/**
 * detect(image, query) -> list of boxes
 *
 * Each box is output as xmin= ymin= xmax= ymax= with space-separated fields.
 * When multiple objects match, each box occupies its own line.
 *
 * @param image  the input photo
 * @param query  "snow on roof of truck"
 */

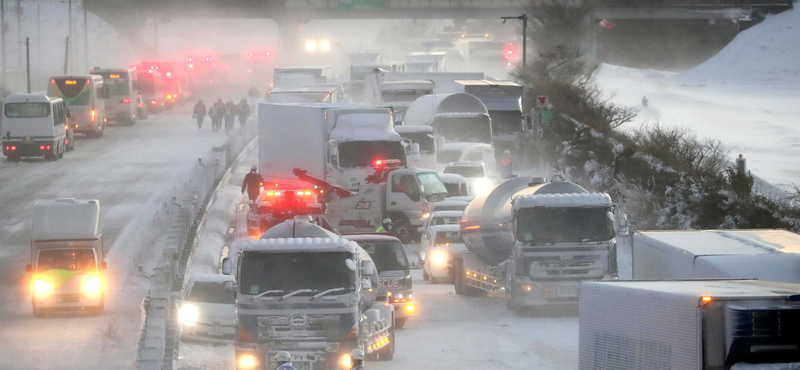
xmin=274 ymin=66 xmax=332 ymax=72
xmin=454 ymin=80 xmax=522 ymax=88
xmin=584 ymin=279 xmax=800 ymax=300
xmin=187 ymin=273 xmax=236 ymax=284
xmin=513 ymin=192 xmax=612 ymax=209
xmin=380 ymin=80 xmax=434 ymax=90
xmin=330 ymin=112 xmax=398 ymax=141
xmin=438 ymin=173 xmax=467 ymax=184
xmin=441 ymin=142 xmax=492 ymax=152
xmin=241 ymin=236 xmax=359 ymax=254
xmin=445 ymin=162 xmax=483 ymax=168
xmin=404 ymin=93 xmax=488 ymax=126
xmin=5 ymin=94 xmax=57 ymax=103
xmin=32 ymin=199 xmax=101 ymax=241
xmin=636 ymin=229 xmax=800 ymax=256
xmin=344 ymin=234 xmax=402 ymax=243
xmin=431 ymin=210 xmax=464 ymax=218
xmin=394 ymin=125 xmax=435 ymax=133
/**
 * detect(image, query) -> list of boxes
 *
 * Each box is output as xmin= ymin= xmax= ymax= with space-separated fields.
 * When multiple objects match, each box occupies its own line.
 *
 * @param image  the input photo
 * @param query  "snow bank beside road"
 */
xmin=679 ymin=7 xmax=800 ymax=86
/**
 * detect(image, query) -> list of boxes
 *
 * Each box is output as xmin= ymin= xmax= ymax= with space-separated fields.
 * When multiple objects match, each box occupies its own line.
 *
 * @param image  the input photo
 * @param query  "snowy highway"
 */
xmin=0 ymin=108 xmax=235 ymax=370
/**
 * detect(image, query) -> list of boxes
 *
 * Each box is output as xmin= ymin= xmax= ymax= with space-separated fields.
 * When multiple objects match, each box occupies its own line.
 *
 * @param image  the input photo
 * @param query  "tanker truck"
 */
xmin=226 ymin=218 xmax=396 ymax=370
xmin=450 ymin=176 xmax=620 ymax=313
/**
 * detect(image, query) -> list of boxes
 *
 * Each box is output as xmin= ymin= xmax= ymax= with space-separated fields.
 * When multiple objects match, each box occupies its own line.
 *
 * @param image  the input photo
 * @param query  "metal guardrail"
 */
xmin=133 ymin=123 xmax=257 ymax=370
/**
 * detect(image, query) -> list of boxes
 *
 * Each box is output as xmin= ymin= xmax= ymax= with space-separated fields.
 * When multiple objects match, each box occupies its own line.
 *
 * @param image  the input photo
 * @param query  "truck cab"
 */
xmin=26 ymin=199 xmax=105 ymax=317
xmin=345 ymin=235 xmax=416 ymax=328
xmin=229 ymin=219 xmax=395 ymax=370
xmin=2 ymin=94 xmax=72 ymax=161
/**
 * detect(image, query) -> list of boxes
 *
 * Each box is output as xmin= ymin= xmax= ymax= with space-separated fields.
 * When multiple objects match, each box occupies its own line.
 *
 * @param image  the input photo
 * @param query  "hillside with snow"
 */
xmin=596 ymin=6 xmax=800 ymax=187
xmin=679 ymin=7 xmax=800 ymax=85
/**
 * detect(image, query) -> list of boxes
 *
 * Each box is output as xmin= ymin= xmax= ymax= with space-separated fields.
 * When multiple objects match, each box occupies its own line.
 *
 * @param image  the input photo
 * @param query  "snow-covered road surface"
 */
xmin=0 ymin=108 xmax=236 ymax=370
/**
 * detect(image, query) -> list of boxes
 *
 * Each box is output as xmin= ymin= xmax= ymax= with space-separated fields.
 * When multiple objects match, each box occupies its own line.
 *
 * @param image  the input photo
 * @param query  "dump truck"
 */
xmin=579 ymin=279 xmax=800 ymax=370
xmin=449 ymin=176 xmax=620 ymax=313
xmin=227 ymin=218 xmax=396 ymax=370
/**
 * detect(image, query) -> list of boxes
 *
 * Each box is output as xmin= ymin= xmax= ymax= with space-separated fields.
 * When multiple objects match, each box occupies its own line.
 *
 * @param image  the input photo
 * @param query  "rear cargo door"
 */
xmin=259 ymin=104 xmax=326 ymax=179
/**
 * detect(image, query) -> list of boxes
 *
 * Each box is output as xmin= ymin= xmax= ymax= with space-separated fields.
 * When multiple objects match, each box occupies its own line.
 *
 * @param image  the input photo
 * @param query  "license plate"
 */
xmin=557 ymin=286 xmax=578 ymax=297
xmin=208 ymin=327 xmax=224 ymax=336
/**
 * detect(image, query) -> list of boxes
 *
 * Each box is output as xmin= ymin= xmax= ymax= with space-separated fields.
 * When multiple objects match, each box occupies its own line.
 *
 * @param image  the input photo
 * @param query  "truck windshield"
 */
xmin=49 ymin=78 xmax=90 ymax=106
xmin=4 ymin=103 xmax=50 ymax=118
xmin=97 ymin=72 xmax=129 ymax=96
xmin=443 ymin=183 xmax=468 ymax=197
xmin=444 ymin=166 xmax=485 ymax=178
xmin=239 ymin=251 xmax=355 ymax=296
xmin=516 ymin=207 xmax=614 ymax=243
xmin=434 ymin=231 xmax=461 ymax=244
xmin=398 ymin=131 xmax=435 ymax=153
xmin=489 ymin=110 xmax=523 ymax=134
xmin=417 ymin=172 xmax=448 ymax=201
xmin=359 ymin=241 xmax=409 ymax=271
xmin=437 ymin=149 xmax=463 ymax=164
xmin=339 ymin=141 xmax=406 ymax=168
xmin=432 ymin=216 xmax=461 ymax=226
xmin=432 ymin=116 xmax=492 ymax=144
xmin=36 ymin=249 xmax=96 ymax=273
xmin=383 ymin=89 xmax=429 ymax=103
xmin=187 ymin=282 xmax=236 ymax=304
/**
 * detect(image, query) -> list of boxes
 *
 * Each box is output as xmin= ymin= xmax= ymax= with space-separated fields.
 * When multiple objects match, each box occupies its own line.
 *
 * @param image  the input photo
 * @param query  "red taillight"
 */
xmin=122 ymin=98 xmax=132 ymax=104
xmin=65 ymin=139 xmax=68 ymax=145
xmin=90 ymin=110 xmax=96 ymax=122
xmin=151 ymin=100 xmax=157 ymax=105
xmin=137 ymin=103 xmax=142 ymax=108
xmin=236 ymin=325 xmax=252 ymax=342
xmin=347 ymin=326 xmax=358 ymax=339
xmin=46 ymin=145 xmax=51 ymax=150
xmin=10 ymin=145 xmax=16 ymax=151
xmin=40 ymin=145 xmax=45 ymax=150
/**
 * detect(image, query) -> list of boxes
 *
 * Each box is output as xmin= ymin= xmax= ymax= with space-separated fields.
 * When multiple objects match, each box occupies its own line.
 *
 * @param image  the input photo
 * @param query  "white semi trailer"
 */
xmin=580 ymin=279 xmax=800 ymax=370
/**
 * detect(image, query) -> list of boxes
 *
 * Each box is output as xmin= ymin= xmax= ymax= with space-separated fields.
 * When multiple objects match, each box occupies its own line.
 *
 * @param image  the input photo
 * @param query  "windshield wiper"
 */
xmin=252 ymin=289 xmax=286 ymax=300
xmin=279 ymin=289 xmax=315 ymax=301
xmin=309 ymin=287 xmax=350 ymax=301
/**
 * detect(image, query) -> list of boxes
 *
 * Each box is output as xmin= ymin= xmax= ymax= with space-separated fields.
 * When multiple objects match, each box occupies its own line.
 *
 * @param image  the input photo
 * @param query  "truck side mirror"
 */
xmin=223 ymin=281 xmax=237 ymax=292
xmin=100 ymin=261 xmax=107 ymax=270
xmin=26 ymin=264 xmax=32 ymax=273
xmin=221 ymin=257 xmax=232 ymax=275
xmin=412 ymin=143 xmax=420 ymax=160
xmin=361 ymin=260 xmax=375 ymax=277
xmin=360 ymin=278 xmax=372 ymax=290
xmin=65 ymin=108 xmax=71 ymax=118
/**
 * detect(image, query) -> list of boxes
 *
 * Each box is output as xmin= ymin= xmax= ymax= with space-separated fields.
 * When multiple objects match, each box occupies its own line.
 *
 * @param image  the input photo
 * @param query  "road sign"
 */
xmin=536 ymin=95 xmax=549 ymax=108
xmin=338 ymin=0 xmax=385 ymax=9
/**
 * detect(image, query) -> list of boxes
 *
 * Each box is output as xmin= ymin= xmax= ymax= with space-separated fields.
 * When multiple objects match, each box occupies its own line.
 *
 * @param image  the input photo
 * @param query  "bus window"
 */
xmin=49 ymin=78 xmax=91 ymax=106
xmin=98 ymin=72 xmax=130 ymax=97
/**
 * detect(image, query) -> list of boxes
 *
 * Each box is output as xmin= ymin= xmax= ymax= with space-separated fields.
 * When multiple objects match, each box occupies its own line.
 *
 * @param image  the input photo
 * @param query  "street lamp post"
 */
xmin=501 ymin=14 xmax=528 ymax=71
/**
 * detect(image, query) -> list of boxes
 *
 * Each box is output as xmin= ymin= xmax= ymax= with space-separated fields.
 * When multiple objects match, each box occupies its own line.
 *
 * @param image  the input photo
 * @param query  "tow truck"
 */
xmin=247 ymin=181 xmax=323 ymax=236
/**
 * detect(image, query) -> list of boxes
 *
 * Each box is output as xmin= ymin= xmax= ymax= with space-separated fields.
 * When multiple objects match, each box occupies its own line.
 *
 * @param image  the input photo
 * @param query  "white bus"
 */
xmin=91 ymin=68 xmax=137 ymax=125
xmin=48 ymin=75 xmax=108 ymax=138
xmin=2 ymin=94 xmax=73 ymax=161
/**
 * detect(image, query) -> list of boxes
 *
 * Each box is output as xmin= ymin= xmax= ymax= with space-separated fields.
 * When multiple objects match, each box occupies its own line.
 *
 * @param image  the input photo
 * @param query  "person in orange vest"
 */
xmin=500 ymin=150 xmax=513 ymax=178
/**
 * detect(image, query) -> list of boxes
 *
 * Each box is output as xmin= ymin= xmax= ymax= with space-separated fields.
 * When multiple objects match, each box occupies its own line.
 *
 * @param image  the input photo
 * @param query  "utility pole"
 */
xmin=63 ymin=36 xmax=69 ymax=74
xmin=37 ymin=3 xmax=40 ymax=89
xmin=153 ymin=10 xmax=157 ymax=55
xmin=68 ymin=0 xmax=72 ymax=73
xmin=25 ymin=36 xmax=29 ymax=93
xmin=2 ymin=0 xmax=6 ymax=85
xmin=501 ymin=14 xmax=528 ymax=71
xmin=15 ymin=0 xmax=19 ymax=71
xmin=83 ymin=4 xmax=88 ymax=71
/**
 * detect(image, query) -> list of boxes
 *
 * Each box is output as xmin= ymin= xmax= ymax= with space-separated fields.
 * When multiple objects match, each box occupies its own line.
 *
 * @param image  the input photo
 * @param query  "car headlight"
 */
xmin=471 ymin=178 xmax=494 ymax=196
xmin=83 ymin=275 xmax=102 ymax=296
xmin=179 ymin=304 xmax=199 ymax=325
xmin=339 ymin=353 xmax=352 ymax=369
xmin=238 ymin=353 xmax=259 ymax=369
xmin=431 ymin=251 xmax=446 ymax=266
xmin=33 ymin=279 xmax=51 ymax=298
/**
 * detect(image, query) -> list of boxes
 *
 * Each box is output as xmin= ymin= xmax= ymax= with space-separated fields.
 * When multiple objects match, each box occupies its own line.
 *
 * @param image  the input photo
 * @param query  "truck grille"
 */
xmin=527 ymin=253 xmax=608 ymax=279
xmin=59 ymin=294 xmax=83 ymax=303
xmin=258 ymin=315 xmax=340 ymax=341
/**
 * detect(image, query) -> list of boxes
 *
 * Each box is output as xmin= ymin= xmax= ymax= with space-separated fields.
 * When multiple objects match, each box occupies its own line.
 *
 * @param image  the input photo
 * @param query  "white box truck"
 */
xmin=580 ymin=279 xmax=800 ymax=370
xmin=632 ymin=229 xmax=800 ymax=283
xmin=455 ymin=80 xmax=527 ymax=161
xmin=27 ymin=199 xmax=106 ymax=317
xmin=258 ymin=103 xmax=408 ymax=190
xmin=272 ymin=66 xmax=334 ymax=89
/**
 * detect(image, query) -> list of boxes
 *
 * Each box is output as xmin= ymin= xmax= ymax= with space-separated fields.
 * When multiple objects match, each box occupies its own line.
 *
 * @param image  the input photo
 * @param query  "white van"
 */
xmin=2 ymin=94 xmax=73 ymax=161
xmin=90 ymin=67 xmax=137 ymax=125
xmin=48 ymin=75 xmax=108 ymax=138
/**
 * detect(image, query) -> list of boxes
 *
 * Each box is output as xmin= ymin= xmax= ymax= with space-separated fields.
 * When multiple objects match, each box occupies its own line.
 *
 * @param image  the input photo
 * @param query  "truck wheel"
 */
xmin=391 ymin=219 xmax=413 ymax=244
xmin=394 ymin=318 xmax=407 ymax=329
xmin=507 ymin=289 xmax=525 ymax=315
xmin=454 ymin=262 xmax=464 ymax=295
xmin=378 ymin=329 xmax=395 ymax=361
xmin=32 ymin=301 xmax=46 ymax=318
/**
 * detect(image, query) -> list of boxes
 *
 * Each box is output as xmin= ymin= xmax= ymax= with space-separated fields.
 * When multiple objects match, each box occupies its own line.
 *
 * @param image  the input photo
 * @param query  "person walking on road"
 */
xmin=210 ymin=99 xmax=225 ymax=132
xmin=349 ymin=349 xmax=365 ymax=370
xmin=237 ymin=99 xmax=251 ymax=127
xmin=248 ymin=86 xmax=261 ymax=114
xmin=242 ymin=165 xmax=264 ymax=209
xmin=274 ymin=351 xmax=296 ymax=370
xmin=224 ymin=100 xmax=236 ymax=133
xmin=500 ymin=150 xmax=513 ymax=179
xmin=193 ymin=99 xmax=206 ymax=129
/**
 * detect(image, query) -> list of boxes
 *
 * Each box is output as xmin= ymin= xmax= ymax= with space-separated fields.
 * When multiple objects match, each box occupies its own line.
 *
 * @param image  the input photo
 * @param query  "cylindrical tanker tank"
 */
xmin=460 ymin=176 xmax=590 ymax=265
